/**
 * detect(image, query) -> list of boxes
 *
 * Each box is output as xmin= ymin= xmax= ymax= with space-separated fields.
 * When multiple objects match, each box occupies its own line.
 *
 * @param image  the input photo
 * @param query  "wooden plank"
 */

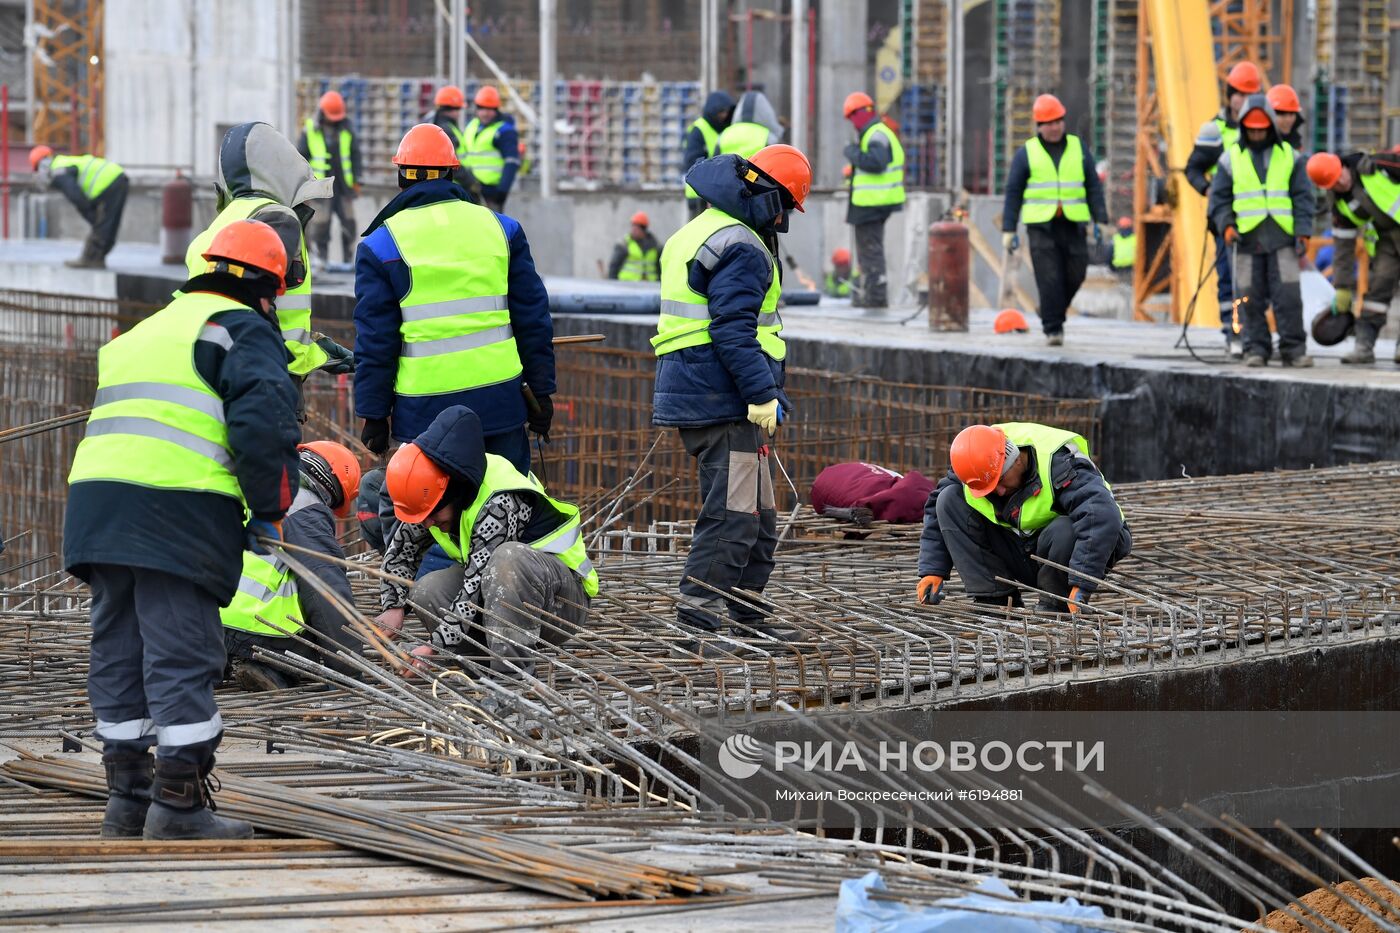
xmin=965 ymin=221 xmax=1037 ymax=312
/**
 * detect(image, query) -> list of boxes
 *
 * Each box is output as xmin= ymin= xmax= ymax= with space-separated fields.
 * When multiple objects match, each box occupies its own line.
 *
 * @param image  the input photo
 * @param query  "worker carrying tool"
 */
xmin=683 ymin=90 xmax=735 ymax=218
xmin=1308 ymin=150 xmax=1400 ymax=364
xmin=607 ymin=211 xmax=662 ymax=281
xmin=1000 ymin=94 xmax=1108 ymax=345
xmin=376 ymin=405 xmax=597 ymax=677
xmin=297 ymin=91 xmax=361 ymax=267
xmin=28 ymin=145 xmax=128 ymax=269
xmin=842 ymin=91 xmax=905 ymax=309
xmin=717 ymin=90 xmax=784 ymax=160
xmin=461 ymin=86 xmax=521 ymax=212
xmin=354 ymin=123 xmax=555 ymax=473
xmin=186 ymin=122 xmax=352 ymax=390
xmin=1186 ymin=61 xmax=1262 ymax=358
xmin=917 ymin=423 xmax=1131 ymax=613
xmin=654 ymin=145 xmax=811 ymax=653
xmin=1267 ymin=84 xmax=1305 ymax=149
xmin=826 ymin=247 xmax=855 ymax=298
xmin=1111 ymin=216 xmax=1136 ymax=277
xmin=64 ymin=220 xmax=301 ymax=841
xmin=221 ymin=440 xmax=362 ymax=692
xmin=1207 ymin=93 xmax=1315 ymax=368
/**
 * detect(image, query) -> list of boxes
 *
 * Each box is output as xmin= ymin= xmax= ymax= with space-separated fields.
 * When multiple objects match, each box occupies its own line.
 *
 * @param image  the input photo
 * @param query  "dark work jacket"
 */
xmin=917 ymin=445 xmax=1125 ymax=593
xmin=1001 ymin=135 xmax=1108 ymax=232
xmin=1185 ymin=109 xmax=1234 ymax=196
xmin=64 ymin=275 xmax=301 ymax=605
xmin=49 ymin=168 xmax=96 ymax=220
xmin=1206 ymin=126 xmax=1314 ymax=254
xmin=283 ymin=485 xmax=357 ymax=670
xmin=607 ymin=231 xmax=662 ymax=279
xmin=682 ymin=91 xmax=735 ymax=200
xmin=844 ymin=117 xmax=901 ymax=226
xmin=296 ymin=118 xmax=361 ymax=197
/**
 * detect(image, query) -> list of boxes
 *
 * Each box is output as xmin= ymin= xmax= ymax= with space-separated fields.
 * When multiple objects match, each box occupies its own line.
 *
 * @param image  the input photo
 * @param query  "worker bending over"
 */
xmin=29 ymin=145 xmax=128 ymax=269
xmin=608 ymin=212 xmax=661 ymax=281
xmin=683 ymin=91 xmax=734 ymax=218
xmin=64 ymin=220 xmax=301 ymax=840
xmin=918 ymin=423 xmax=1131 ymax=613
xmin=376 ymin=406 xmax=597 ymax=677
xmin=842 ymin=91 xmax=905 ymax=309
xmin=462 ymin=87 xmax=520 ymax=212
xmin=826 ymin=248 xmax=854 ymax=297
xmin=1110 ymin=217 xmax=1135 ymax=278
xmin=297 ymin=91 xmax=361 ymax=266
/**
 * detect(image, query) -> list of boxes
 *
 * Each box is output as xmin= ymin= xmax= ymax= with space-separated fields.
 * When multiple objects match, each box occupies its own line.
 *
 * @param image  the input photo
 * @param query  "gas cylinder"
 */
xmin=160 ymin=171 xmax=193 ymax=264
xmin=927 ymin=221 xmax=969 ymax=331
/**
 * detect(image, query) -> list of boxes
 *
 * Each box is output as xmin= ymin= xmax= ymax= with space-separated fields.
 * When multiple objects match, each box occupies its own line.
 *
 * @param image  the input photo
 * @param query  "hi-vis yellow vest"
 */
xmin=1229 ymin=141 xmax=1295 ymax=235
xmin=851 ymin=121 xmax=905 ymax=208
xmin=50 ymin=154 xmax=124 ymax=200
xmin=717 ymin=122 xmax=771 ymax=160
xmin=965 ymin=422 xmax=1120 ymax=534
xmin=618 ymin=238 xmax=659 ymax=281
xmin=220 ymin=494 xmax=319 ymax=637
xmin=1020 ymin=135 xmax=1089 ymax=224
xmin=304 ymin=120 xmax=355 ymax=187
xmin=684 ymin=117 xmax=721 ymax=200
xmin=463 ymin=118 xmax=505 ymax=185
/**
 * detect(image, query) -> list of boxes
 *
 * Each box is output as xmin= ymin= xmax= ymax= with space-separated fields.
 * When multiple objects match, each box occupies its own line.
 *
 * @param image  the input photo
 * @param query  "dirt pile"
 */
xmin=1253 ymin=878 xmax=1400 ymax=932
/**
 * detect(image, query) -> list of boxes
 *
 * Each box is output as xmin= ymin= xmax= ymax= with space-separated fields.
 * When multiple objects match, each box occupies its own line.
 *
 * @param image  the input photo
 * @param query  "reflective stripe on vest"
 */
xmin=683 ymin=117 xmax=721 ymax=199
xmin=463 ymin=118 xmax=506 ymax=185
xmin=427 ymin=454 xmax=599 ymax=597
xmin=1111 ymin=232 xmax=1136 ymax=268
xmin=1360 ymin=169 xmax=1400 ymax=226
xmin=618 ymin=238 xmax=659 ymax=281
xmin=1336 ymin=198 xmax=1379 ymax=258
xmin=717 ymin=122 xmax=771 ymax=160
xmin=1230 ymin=141 xmax=1294 ymax=234
xmin=1020 ymin=135 xmax=1089 ymax=224
xmin=851 ymin=121 xmax=906 ymax=208
xmin=51 ymin=154 xmax=124 ymax=200
xmin=68 ymin=292 xmax=246 ymax=500
xmin=219 ymin=493 xmax=318 ymax=637
xmin=443 ymin=120 xmax=469 ymax=166
xmin=825 ymin=271 xmax=851 ymax=297
xmin=964 ymin=422 xmax=1121 ymax=534
xmin=654 ymin=207 xmax=784 ymax=360
xmin=304 ymin=120 xmax=355 ymax=186
xmin=184 ymin=197 xmax=327 ymax=376
xmin=384 ymin=199 xmax=519 ymax=397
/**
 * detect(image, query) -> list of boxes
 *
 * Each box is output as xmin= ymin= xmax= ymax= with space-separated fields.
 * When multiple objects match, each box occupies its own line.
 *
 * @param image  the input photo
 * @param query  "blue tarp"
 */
xmin=835 ymin=872 xmax=1107 ymax=933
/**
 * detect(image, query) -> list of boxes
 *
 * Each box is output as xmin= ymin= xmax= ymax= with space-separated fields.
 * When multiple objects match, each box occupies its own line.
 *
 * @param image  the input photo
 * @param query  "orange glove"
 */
xmin=842 ymin=165 xmax=853 ymax=179
xmin=1223 ymin=225 xmax=1238 ymax=246
xmin=1067 ymin=586 xmax=1089 ymax=614
xmin=917 ymin=575 xmax=945 ymax=605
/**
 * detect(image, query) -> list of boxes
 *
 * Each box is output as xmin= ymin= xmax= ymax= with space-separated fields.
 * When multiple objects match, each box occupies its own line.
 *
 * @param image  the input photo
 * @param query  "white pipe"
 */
xmin=539 ymin=0 xmax=556 ymax=196
xmin=790 ymin=0 xmax=808 ymax=155
xmin=449 ymin=0 xmax=465 ymax=94
xmin=947 ymin=0 xmax=963 ymax=192
xmin=700 ymin=0 xmax=710 ymax=92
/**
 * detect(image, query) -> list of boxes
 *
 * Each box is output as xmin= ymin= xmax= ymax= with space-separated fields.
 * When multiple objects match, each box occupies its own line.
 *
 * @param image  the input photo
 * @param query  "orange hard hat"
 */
xmin=950 ymin=424 xmax=1013 ymax=498
xmin=392 ymin=123 xmax=458 ymax=168
xmin=435 ymin=85 xmax=466 ymax=109
xmin=843 ymin=91 xmax=874 ymax=117
xmin=1225 ymin=62 xmax=1263 ymax=94
xmin=1241 ymin=106 xmax=1272 ymax=129
xmin=386 ymin=443 xmax=450 ymax=524
xmin=1307 ymin=152 xmax=1342 ymax=189
xmin=299 ymin=441 xmax=362 ymax=517
xmin=28 ymin=145 xmax=53 ymax=171
xmin=1266 ymin=83 xmax=1300 ymax=113
xmin=201 ymin=219 xmax=288 ymax=294
xmin=474 ymin=86 xmax=502 ymax=109
xmin=630 ymin=211 xmax=649 ymax=227
xmin=319 ymin=91 xmax=347 ymax=121
xmin=749 ymin=143 xmax=812 ymax=212
xmin=1032 ymin=94 xmax=1066 ymax=123
xmin=993 ymin=309 xmax=1030 ymax=334
xmin=832 ymin=247 xmax=851 ymax=265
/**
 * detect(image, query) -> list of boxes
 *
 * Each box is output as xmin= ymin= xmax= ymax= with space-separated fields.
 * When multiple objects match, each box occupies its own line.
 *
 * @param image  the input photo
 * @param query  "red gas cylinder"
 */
xmin=160 ymin=171 xmax=194 ymax=264
xmin=927 ymin=221 xmax=968 ymax=331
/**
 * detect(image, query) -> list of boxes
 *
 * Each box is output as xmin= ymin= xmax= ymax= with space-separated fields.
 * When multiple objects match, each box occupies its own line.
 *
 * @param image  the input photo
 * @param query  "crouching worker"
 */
xmin=221 ymin=441 xmax=363 ymax=690
xmin=917 ymin=423 xmax=1131 ymax=612
xmin=375 ymin=406 xmax=597 ymax=676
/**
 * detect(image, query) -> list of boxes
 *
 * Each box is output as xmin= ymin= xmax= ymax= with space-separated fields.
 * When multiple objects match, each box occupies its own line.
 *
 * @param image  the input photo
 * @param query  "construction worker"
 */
xmin=1000 ymin=94 xmax=1108 ymax=345
xmin=717 ymin=90 xmax=784 ymax=160
xmin=1186 ymin=61 xmax=1262 ymax=358
xmin=430 ymin=84 xmax=487 ymax=202
xmin=185 ymin=122 xmax=352 ymax=393
xmin=1307 ymin=150 xmax=1400 ymax=364
xmin=297 ymin=90 xmax=361 ymax=265
xmin=842 ymin=91 xmax=905 ymax=309
xmin=826 ymin=248 xmax=854 ymax=298
xmin=1267 ymin=83 xmax=1305 ymax=149
xmin=221 ymin=441 xmax=362 ymax=691
xmin=607 ymin=212 xmax=661 ymax=281
xmin=354 ymin=124 xmax=555 ymax=474
xmin=683 ymin=90 xmax=735 ymax=218
xmin=376 ymin=406 xmax=597 ymax=677
xmin=1207 ymin=94 xmax=1315 ymax=367
xmin=917 ymin=423 xmax=1131 ymax=612
xmin=63 ymin=220 xmax=301 ymax=840
xmin=655 ymin=144 xmax=812 ymax=651
xmin=462 ymin=86 xmax=521 ymax=212
xmin=28 ymin=145 xmax=128 ymax=268
xmin=1111 ymin=216 xmax=1136 ymax=278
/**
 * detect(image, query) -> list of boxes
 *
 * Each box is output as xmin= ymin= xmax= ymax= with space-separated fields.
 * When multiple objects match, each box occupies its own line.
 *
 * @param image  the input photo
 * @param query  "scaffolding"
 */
xmin=1315 ymin=0 xmax=1389 ymax=152
xmin=28 ymin=0 xmax=103 ymax=154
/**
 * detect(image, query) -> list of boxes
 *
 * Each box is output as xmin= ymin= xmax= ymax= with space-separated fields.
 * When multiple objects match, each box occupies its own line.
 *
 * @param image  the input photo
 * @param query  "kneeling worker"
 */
xmin=221 ymin=441 xmax=363 ymax=691
xmin=917 ymin=423 xmax=1131 ymax=612
xmin=376 ymin=406 xmax=597 ymax=676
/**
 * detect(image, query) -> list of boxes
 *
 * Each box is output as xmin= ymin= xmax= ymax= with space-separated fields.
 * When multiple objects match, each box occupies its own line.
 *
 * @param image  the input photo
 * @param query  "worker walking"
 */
xmin=826 ymin=248 xmax=855 ymax=297
xmin=607 ymin=212 xmax=662 ymax=281
xmin=1307 ymin=151 xmax=1400 ymax=364
xmin=221 ymin=441 xmax=362 ymax=691
xmin=1208 ymin=94 xmax=1315 ymax=367
xmin=842 ymin=91 xmax=904 ymax=308
xmin=717 ymin=90 xmax=784 ymax=160
xmin=917 ymin=423 xmax=1131 ymax=612
xmin=462 ymin=87 xmax=521 ymax=212
xmin=1186 ymin=61 xmax=1262 ymax=357
xmin=1268 ymin=84 xmax=1305 ymax=149
xmin=655 ymin=145 xmax=811 ymax=651
xmin=354 ymin=124 xmax=555 ymax=473
xmin=28 ymin=145 xmax=128 ymax=269
xmin=683 ymin=91 xmax=734 ymax=218
xmin=376 ymin=406 xmax=597 ymax=677
xmin=1000 ymin=94 xmax=1108 ymax=345
xmin=1110 ymin=216 xmax=1136 ymax=279
xmin=64 ymin=220 xmax=301 ymax=840
xmin=297 ymin=91 xmax=361 ymax=266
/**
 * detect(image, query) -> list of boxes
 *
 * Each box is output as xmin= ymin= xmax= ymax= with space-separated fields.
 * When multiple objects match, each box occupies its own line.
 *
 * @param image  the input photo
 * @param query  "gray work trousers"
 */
xmin=852 ymin=219 xmax=888 ymax=307
xmin=87 ymin=564 xmax=225 ymax=765
xmin=933 ymin=485 xmax=1132 ymax=605
xmin=308 ymin=189 xmax=356 ymax=264
xmin=85 ymin=175 xmax=128 ymax=262
xmin=1234 ymin=247 xmax=1305 ymax=360
xmin=411 ymin=542 xmax=589 ymax=676
xmin=676 ymin=421 xmax=778 ymax=630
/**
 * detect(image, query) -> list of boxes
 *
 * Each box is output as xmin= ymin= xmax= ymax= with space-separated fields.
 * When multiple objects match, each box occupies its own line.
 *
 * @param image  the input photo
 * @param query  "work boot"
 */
xmin=1341 ymin=319 xmax=1380 ymax=364
xmin=730 ymin=619 xmax=802 ymax=646
xmin=1036 ymin=595 xmax=1070 ymax=614
xmin=1243 ymin=353 xmax=1267 ymax=368
xmin=100 ymin=749 xmax=152 ymax=838
xmin=145 ymin=757 xmax=253 ymax=840
xmin=1281 ymin=354 xmax=1314 ymax=368
xmin=64 ymin=255 xmax=106 ymax=269
xmin=231 ymin=659 xmax=293 ymax=693
xmin=1045 ymin=332 xmax=1064 ymax=347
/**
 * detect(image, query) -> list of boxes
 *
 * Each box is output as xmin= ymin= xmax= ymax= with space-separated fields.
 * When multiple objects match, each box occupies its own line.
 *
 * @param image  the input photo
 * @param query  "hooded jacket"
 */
xmin=718 ymin=91 xmax=784 ymax=157
xmin=683 ymin=91 xmax=736 ymax=189
xmin=653 ymin=155 xmax=790 ymax=428
xmin=1207 ymin=99 xmax=1314 ymax=253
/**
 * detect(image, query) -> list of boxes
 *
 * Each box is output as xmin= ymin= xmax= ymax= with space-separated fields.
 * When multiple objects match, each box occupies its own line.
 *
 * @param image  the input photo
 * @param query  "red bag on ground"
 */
xmin=810 ymin=462 xmax=935 ymax=524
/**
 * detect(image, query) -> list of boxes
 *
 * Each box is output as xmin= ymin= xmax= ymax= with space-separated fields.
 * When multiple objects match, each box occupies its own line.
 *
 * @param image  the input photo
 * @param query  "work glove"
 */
xmin=314 ymin=334 xmax=355 ymax=375
xmin=747 ymin=399 xmax=782 ymax=436
xmin=361 ymin=417 xmax=391 ymax=455
xmin=917 ymin=575 xmax=946 ymax=605
xmin=842 ymin=164 xmax=853 ymax=179
xmin=1002 ymin=232 xmax=1019 ymax=253
xmin=1222 ymin=225 xmax=1239 ymax=246
xmin=1067 ymin=586 xmax=1091 ymax=615
xmin=1333 ymin=288 xmax=1353 ymax=314
xmin=526 ymin=393 xmax=554 ymax=439
xmin=1092 ymin=224 xmax=1103 ymax=246
xmin=245 ymin=517 xmax=283 ymax=556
